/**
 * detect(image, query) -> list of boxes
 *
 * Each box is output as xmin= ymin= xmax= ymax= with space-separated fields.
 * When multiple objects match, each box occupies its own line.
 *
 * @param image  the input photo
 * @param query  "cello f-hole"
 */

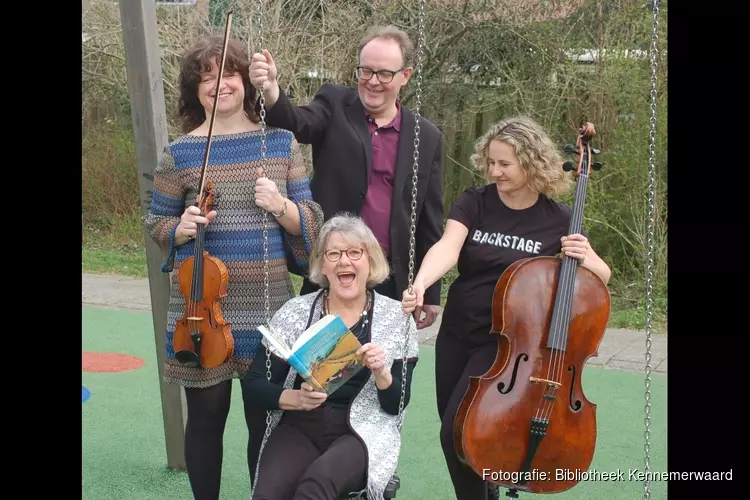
xmin=568 ymin=364 xmax=582 ymax=411
xmin=497 ymin=353 xmax=528 ymax=394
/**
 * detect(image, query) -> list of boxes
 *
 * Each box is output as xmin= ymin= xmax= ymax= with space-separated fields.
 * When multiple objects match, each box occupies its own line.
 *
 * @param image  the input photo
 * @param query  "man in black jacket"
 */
xmin=249 ymin=25 xmax=444 ymax=329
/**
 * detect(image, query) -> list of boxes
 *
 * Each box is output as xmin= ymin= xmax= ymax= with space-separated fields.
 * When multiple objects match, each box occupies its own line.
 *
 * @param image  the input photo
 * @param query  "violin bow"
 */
xmin=196 ymin=10 xmax=234 ymax=207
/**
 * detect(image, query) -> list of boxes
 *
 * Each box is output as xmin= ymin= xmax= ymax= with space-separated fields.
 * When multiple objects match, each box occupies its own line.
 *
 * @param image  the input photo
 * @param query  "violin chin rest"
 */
xmin=175 ymin=350 xmax=202 ymax=369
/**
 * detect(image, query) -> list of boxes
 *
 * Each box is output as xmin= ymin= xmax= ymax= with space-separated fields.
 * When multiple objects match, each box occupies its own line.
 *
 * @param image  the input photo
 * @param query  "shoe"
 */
xmin=487 ymin=483 xmax=500 ymax=500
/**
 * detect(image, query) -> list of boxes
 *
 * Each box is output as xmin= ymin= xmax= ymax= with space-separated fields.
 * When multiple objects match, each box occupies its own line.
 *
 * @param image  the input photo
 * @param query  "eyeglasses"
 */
xmin=355 ymin=66 xmax=404 ymax=84
xmin=324 ymin=248 xmax=364 ymax=262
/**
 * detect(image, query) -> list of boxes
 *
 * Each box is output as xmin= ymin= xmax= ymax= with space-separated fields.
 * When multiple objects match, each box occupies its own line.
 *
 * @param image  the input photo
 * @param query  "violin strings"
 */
xmin=190 ymin=219 xmax=202 ymax=338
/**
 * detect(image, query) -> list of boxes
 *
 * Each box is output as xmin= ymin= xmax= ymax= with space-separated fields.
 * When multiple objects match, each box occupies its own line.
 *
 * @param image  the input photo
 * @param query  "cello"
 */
xmin=453 ymin=122 xmax=610 ymax=497
xmin=172 ymin=12 xmax=235 ymax=370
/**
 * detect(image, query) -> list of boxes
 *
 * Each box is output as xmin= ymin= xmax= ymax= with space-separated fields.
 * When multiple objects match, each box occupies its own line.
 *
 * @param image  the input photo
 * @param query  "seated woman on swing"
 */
xmin=402 ymin=116 xmax=612 ymax=500
xmin=243 ymin=213 xmax=419 ymax=500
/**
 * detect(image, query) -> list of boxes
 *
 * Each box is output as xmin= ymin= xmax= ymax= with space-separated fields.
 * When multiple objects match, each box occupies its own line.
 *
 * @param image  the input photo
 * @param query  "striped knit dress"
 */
xmin=143 ymin=127 xmax=323 ymax=388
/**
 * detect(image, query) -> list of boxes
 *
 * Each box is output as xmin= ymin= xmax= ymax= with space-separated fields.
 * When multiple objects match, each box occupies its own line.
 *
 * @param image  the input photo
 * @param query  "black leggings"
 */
xmin=252 ymin=405 xmax=367 ymax=500
xmin=436 ymin=330 xmax=499 ymax=500
xmin=184 ymin=378 xmax=267 ymax=500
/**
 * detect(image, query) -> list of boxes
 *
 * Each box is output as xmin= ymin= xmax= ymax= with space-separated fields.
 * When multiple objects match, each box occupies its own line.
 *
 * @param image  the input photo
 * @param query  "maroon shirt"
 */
xmin=359 ymin=102 xmax=401 ymax=259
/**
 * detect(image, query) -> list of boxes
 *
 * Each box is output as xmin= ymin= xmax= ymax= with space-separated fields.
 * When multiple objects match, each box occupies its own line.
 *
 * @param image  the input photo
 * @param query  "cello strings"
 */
xmin=544 ymin=142 xmax=582 ymax=401
xmin=552 ymin=139 xmax=586 ymax=387
xmin=536 ymin=257 xmax=569 ymax=421
xmin=537 ymin=271 xmax=562 ymax=420
xmin=537 ymin=237 xmax=567 ymax=417
xmin=559 ymin=166 xmax=588 ymax=380
xmin=555 ymin=176 xmax=586 ymax=376
xmin=547 ymin=169 xmax=588 ymax=422
xmin=538 ymin=241 xmax=577 ymax=422
xmin=538 ymin=256 xmax=574 ymax=422
xmin=537 ymin=147 xmax=589 ymax=423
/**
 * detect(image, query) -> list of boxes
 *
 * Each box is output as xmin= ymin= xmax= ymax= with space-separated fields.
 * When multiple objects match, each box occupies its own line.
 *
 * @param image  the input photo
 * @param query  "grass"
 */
xmin=82 ymin=220 xmax=667 ymax=333
xmin=83 ymin=212 xmax=147 ymax=277
xmin=82 ymin=305 xmax=668 ymax=500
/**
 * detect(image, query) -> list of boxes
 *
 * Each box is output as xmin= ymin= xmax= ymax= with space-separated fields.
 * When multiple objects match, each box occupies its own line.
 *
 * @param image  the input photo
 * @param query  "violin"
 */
xmin=453 ymin=123 xmax=610 ymax=497
xmin=172 ymin=12 xmax=235 ymax=370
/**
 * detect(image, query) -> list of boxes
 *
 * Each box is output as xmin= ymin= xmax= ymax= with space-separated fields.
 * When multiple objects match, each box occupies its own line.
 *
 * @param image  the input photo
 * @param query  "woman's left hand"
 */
xmin=357 ymin=343 xmax=387 ymax=375
xmin=254 ymin=168 xmax=285 ymax=215
xmin=561 ymin=234 xmax=590 ymax=263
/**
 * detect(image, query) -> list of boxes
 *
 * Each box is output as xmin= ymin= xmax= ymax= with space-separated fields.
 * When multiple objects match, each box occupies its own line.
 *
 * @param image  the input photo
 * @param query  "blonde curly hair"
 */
xmin=471 ymin=116 xmax=573 ymax=198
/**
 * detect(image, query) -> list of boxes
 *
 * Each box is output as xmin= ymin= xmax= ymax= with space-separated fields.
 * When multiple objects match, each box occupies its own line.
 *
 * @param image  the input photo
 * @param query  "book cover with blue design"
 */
xmin=258 ymin=314 xmax=365 ymax=395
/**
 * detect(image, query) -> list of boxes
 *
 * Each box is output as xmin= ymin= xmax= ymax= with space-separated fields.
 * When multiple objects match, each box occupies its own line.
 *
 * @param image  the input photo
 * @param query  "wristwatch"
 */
xmin=271 ymin=200 xmax=287 ymax=218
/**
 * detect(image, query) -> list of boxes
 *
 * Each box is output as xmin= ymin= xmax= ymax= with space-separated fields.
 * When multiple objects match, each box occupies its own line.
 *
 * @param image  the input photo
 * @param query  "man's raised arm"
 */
xmin=249 ymin=49 xmax=332 ymax=145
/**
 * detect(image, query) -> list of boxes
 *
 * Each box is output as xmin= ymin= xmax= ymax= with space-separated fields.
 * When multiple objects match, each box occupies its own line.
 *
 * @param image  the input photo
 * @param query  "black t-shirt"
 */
xmin=440 ymin=184 xmax=583 ymax=343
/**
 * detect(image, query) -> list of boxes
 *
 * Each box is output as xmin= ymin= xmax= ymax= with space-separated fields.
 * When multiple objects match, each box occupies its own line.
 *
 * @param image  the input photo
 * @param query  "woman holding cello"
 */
xmin=142 ymin=33 xmax=323 ymax=500
xmin=402 ymin=116 xmax=611 ymax=500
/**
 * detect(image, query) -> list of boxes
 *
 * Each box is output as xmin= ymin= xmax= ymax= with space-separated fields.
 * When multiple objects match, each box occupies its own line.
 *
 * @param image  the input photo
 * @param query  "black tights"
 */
xmin=436 ymin=330 xmax=499 ymax=500
xmin=184 ymin=378 xmax=267 ymax=500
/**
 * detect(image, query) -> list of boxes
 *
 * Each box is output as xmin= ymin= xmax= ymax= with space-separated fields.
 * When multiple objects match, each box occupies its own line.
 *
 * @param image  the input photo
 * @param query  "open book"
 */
xmin=257 ymin=314 xmax=366 ymax=395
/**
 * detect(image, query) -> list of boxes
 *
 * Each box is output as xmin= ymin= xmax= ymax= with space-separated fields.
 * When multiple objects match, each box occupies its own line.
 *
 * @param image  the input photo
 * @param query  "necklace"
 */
xmin=322 ymin=289 xmax=371 ymax=332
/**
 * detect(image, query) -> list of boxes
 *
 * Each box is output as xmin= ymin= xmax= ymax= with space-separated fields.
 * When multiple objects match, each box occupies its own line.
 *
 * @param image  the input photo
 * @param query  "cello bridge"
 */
xmin=186 ymin=316 xmax=204 ymax=321
xmin=529 ymin=376 xmax=561 ymax=388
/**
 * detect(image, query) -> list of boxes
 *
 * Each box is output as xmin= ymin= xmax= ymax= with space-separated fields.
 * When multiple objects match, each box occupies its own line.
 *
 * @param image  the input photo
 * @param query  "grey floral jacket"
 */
xmin=254 ymin=289 xmax=420 ymax=499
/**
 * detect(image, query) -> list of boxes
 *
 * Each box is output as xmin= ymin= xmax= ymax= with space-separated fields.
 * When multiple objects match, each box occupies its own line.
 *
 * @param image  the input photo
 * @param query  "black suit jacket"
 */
xmin=260 ymin=83 xmax=444 ymax=305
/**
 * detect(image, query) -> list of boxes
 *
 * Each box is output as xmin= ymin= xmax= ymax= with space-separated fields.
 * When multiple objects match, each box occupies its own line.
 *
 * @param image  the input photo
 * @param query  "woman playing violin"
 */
xmin=401 ymin=116 xmax=611 ymax=500
xmin=142 ymin=35 xmax=323 ymax=500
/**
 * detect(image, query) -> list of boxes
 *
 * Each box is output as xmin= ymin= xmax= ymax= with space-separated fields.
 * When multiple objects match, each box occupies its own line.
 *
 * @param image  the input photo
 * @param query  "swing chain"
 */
xmin=399 ymin=0 xmax=426 ymax=431
xmin=256 ymin=0 xmax=270 ymax=331
xmin=251 ymin=0 xmax=273 ymax=492
xmin=644 ymin=1 xmax=659 ymax=499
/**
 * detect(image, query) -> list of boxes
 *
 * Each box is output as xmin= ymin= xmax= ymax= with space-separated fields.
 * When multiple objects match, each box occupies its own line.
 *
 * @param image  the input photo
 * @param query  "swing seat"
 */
xmin=341 ymin=472 xmax=400 ymax=499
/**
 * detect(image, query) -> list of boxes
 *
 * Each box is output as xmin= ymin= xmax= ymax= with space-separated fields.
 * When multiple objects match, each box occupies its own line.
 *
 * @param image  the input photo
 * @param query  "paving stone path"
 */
xmin=82 ymin=273 xmax=667 ymax=375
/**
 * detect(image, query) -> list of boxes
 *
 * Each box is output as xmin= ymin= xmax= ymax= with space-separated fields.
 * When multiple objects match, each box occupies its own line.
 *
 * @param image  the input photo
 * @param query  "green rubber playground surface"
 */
xmin=82 ymin=306 xmax=667 ymax=500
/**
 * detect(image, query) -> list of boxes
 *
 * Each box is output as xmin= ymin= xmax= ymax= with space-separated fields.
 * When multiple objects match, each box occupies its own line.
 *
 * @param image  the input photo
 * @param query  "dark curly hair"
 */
xmin=177 ymin=36 xmax=259 ymax=133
